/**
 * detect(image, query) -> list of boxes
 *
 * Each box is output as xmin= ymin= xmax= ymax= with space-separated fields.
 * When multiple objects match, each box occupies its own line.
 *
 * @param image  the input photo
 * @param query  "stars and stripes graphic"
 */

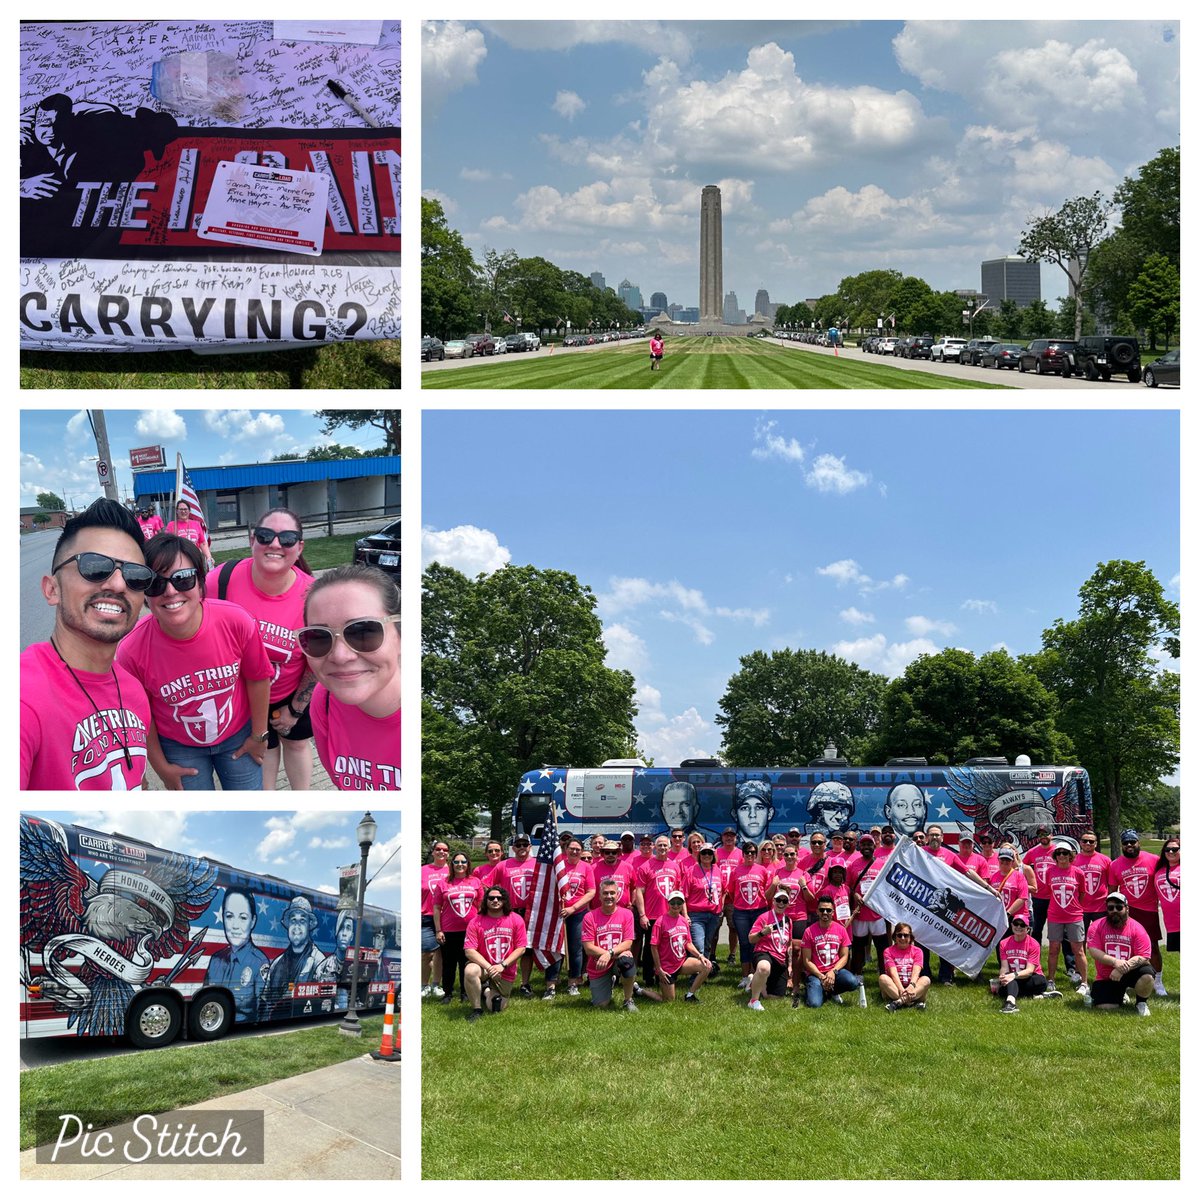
xmin=174 ymin=454 xmax=206 ymax=532
xmin=525 ymin=800 xmax=566 ymax=969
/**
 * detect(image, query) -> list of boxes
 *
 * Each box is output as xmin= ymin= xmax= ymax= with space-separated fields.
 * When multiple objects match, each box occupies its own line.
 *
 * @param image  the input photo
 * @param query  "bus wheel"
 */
xmin=187 ymin=992 xmax=234 ymax=1042
xmin=126 ymin=993 xmax=183 ymax=1049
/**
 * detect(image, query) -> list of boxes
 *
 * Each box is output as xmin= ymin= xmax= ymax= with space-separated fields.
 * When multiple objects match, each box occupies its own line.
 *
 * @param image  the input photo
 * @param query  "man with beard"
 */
xmin=1107 ymin=830 xmax=1167 ymax=996
xmin=260 ymin=896 xmax=328 ymax=1020
xmin=21 ymin=499 xmax=153 ymax=789
xmin=1086 ymin=891 xmax=1155 ymax=1016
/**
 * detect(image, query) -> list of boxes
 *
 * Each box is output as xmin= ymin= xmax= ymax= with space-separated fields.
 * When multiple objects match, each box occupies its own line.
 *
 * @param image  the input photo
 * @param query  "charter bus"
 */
xmin=20 ymin=814 xmax=400 ymax=1049
xmin=512 ymin=753 xmax=1093 ymax=850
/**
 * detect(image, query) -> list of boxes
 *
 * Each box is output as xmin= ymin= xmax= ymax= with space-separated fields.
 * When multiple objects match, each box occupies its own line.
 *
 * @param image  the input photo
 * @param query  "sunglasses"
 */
xmin=1106 ymin=904 xmax=1126 ymax=911
xmin=774 ymin=896 xmax=790 ymax=903
xmin=744 ymin=848 xmax=758 ymax=854
xmin=297 ymin=614 xmax=400 ymax=657
xmin=894 ymin=933 xmax=912 ymax=940
xmin=53 ymin=551 xmax=155 ymax=591
xmin=1165 ymin=846 xmax=1180 ymax=853
xmin=668 ymin=898 xmax=685 ymax=905
xmin=1011 ymin=921 xmax=1028 ymax=928
xmin=145 ymin=566 xmax=200 ymax=598
xmin=253 ymin=526 xmax=302 ymax=547
xmin=817 ymin=909 xmax=834 ymax=915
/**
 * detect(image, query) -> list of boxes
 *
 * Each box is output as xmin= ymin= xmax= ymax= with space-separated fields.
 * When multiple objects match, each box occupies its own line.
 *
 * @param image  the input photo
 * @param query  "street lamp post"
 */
xmin=339 ymin=811 xmax=378 ymax=1037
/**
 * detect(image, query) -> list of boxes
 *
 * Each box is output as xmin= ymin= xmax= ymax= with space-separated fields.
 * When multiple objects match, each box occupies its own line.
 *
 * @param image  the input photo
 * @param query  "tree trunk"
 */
xmin=1106 ymin=770 xmax=1121 ymax=858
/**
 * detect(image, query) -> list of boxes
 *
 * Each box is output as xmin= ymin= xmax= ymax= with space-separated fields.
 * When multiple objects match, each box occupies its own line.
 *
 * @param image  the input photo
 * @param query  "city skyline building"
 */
xmin=980 ymin=256 xmax=1041 ymax=310
xmin=700 ymin=185 xmax=723 ymax=322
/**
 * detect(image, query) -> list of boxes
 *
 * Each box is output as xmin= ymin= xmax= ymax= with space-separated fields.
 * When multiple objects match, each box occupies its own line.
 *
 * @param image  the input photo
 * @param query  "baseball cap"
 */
xmin=602 ymin=840 xmax=620 ymax=852
xmin=699 ymin=842 xmax=716 ymax=854
xmin=788 ymin=828 xmax=801 ymax=836
xmin=1106 ymin=890 xmax=1128 ymax=904
xmin=1010 ymin=913 xmax=1029 ymax=926
xmin=722 ymin=826 xmax=737 ymax=836
xmin=621 ymin=830 xmax=635 ymax=838
xmin=639 ymin=833 xmax=653 ymax=843
xmin=997 ymin=846 xmax=1016 ymax=860
xmin=667 ymin=890 xmax=686 ymax=902
xmin=513 ymin=835 xmax=531 ymax=845
xmin=1120 ymin=829 xmax=1140 ymax=844
xmin=1036 ymin=824 xmax=1051 ymax=835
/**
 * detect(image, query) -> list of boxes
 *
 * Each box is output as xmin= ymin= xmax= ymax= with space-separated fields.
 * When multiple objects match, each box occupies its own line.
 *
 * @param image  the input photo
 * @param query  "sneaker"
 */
xmin=737 ymin=976 xmax=751 ymax=991
xmin=490 ymin=995 xmax=503 ymax=1013
xmin=915 ymin=1001 xmax=926 ymax=1011
xmin=1153 ymin=975 xmax=1168 ymax=997
xmin=542 ymin=986 xmax=556 ymax=1001
xmin=857 ymin=983 xmax=868 ymax=1008
xmin=466 ymin=1008 xmax=483 ymax=1023
xmin=1083 ymin=993 xmax=1093 ymax=1008
xmin=518 ymin=984 xmax=533 ymax=999
xmin=791 ymin=993 xmax=801 ymax=1009
xmin=726 ymin=951 xmax=737 ymax=965
xmin=567 ymin=984 xmax=580 ymax=997
xmin=1001 ymin=999 xmax=1018 ymax=1014
xmin=833 ymin=993 xmax=845 ymax=1005
xmin=1076 ymin=983 xmax=1090 ymax=997
xmin=439 ymin=992 xmax=453 ymax=1005
xmin=420 ymin=984 xmax=432 ymax=998
xmin=1136 ymin=1000 xmax=1150 ymax=1018
xmin=622 ymin=999 xmax=639 ymax=1013
xmin=430 ymin=984 xmax=445 ymax=999
xmin=941 ymin=979 xmax=956 ymax=987
xmin=885 ymin=1001 xmax=899 ymax=1013
xmin=632 ymin=981 xmax=643 ymax=997
xmin=1068 ymin=970 xmax=1083 ymax=985
xmin=748 ymin=999 xmax=765 ymax=1012
xmin=1122 ymin=993 xmax=1133 ymax=1005
xmin=1043 ymin=986 xmax=1063 ymax=999
xmin=684 ymin=992 xmax=700 ymax=1004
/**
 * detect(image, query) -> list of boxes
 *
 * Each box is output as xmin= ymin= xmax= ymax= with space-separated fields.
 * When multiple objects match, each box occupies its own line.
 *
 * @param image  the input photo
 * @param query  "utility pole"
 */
xmin=89 ymin=410 xmax=119 ymax=502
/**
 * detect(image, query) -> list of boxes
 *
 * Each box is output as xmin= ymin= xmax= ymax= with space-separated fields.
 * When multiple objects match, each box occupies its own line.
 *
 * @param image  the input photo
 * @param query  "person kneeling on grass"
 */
xmin=463 ymin=888 xmax=527 ymax=1023
xmin=651 ymin=892 xmax=712 ymax=1003
xmin=582 ymin=882 xmax=639 ymax=1013
xmin=880 ymin=923 xmax=930 ymax=1012
xmin=798 ymin=896 xmax=861 ymax=1008
xmin=1086 ymin=891 xmax=1156 ymax=1017
xmin=995 ymin=913 xmax=1048 ymax=1014
xmin=747 ymin=891 xmax=795 ymax=1011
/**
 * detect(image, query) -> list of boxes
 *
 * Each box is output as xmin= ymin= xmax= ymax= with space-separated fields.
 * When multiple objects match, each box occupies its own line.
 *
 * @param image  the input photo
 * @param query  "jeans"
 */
xmin=160 ymin=720 xmax=262 ymax=790
xmin=805 ymin=968 xmax=860 ymax=1007
xmin=733 ymin=907 xmax=767 ymax=966
xmin=565 ymin=909 xmax=586 ymax=979
xmin=691 ymin=911 xmax=722 ymax=960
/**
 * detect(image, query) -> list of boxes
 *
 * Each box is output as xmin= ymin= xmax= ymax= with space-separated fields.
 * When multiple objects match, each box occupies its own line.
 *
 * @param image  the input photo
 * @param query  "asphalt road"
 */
xmin=21 ymin=528 xmax=58 ymax=651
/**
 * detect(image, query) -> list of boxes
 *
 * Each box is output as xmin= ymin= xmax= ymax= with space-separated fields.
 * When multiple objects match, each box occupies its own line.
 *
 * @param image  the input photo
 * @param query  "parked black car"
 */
xmin=907 ymin=335 xmax=934 ymax=359
xmin=1018 ymin=339 xmax=1077 ymax=377
xmin=961 ymin=338 xmax=1000 ymax=366
xmin=1142 ymin=349 xmax=1179 ymax=388
xmin=1074 ymin=335 xmax=1142 ymax=382
xmin=354 ymin=518 xmax=400 ymax=576
xmin=421 ymin=336 xmax=445 ymax=361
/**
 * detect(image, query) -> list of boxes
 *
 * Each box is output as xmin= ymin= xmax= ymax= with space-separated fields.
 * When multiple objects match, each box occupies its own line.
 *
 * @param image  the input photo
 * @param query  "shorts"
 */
xmin=589 ymin=954 xmax=636 ymax=1006
xmin=1090 ymin=963 xmax=1154 ymax=1006
xmin=266 ymin=688 xmax=315 ymax=749
xmin=1047 ymin=920 xmax=1084 ymax=943
xmin=481 ymin=972 xmax=514 ymax=999
xmin=790 ymin=918 xmax=809 ymax=940
xmin=1130 ymin=908 xmax=1162 ymax=942
xmin=421 ymin=915 xmax=438 ymax=953
xmin=650 ymin=352 xmax=663 ymax=361
xmin=852 ymin=917 xmax=886 ymax=938
xmin=752 ymin=952 xmax=789 ymax=997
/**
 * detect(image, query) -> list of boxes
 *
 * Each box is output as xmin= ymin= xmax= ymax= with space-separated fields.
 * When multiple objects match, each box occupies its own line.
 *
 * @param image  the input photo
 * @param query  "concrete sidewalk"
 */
xmin=21 ymin=1053 xmax=400 ymax=1180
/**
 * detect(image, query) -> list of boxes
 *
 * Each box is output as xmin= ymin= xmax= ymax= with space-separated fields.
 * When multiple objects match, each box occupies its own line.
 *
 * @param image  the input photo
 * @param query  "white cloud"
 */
xmin=552 ymin=90 xmax=586 ymax=121
xmin=817 ymin=560 xmax=909 ymax=594
xmin=603 ymin=623 xmax=649 ymax=674
xmin=423 ymin=21 xmax=488 ymax=111
xmin=637 ymin=704 xmax=720 ymax=766
xmin=421 ymin=525 xmax=511 ymax=576
xmin=831 ymin=633 xmax=938 ymax=677
xmin=806 ymin=452 xmax=870 ymax=495
xmin=308 ymin=836 xmax=351 ymax=850
xmin=482 ymin=20 xmax=694 ymax=61
xmin=597 ymin=575 xmax=768 ymax=646
xmin=962 ymin=598 xmax=999 ymax=614
xmin=660 ymin=610 xmax=715 ymax=646
xmin=751 ymin=419 xmax=805 ymax=463
xmin=257 ymin=825 xmax=296 ymax=861
xmin=135 ymin=410 xmax=186 ymax=439
xmin=71 ymin=810 xmax=190 ymax=850
xmin=422 ymin=188 xmax=458 ymax=216
xmin=840 ymin=607 xmax=875 ymax=625
xmin=905 ymin=615 xmax=957 ymax=638
xmin=203 ymin=410 xmax=284 ymax=441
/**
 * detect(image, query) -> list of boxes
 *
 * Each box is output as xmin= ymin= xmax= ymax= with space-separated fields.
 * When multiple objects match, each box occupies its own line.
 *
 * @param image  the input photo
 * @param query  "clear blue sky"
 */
xmin=19 ymin=408 xmax=391 ymax=512
xmin=423 ymin=19 xmax=1179 ymax=310
xmin=423 ymin=409 xmax=1179 ymax=765
xmin=22 ymin=809 xmax=401 ymax=913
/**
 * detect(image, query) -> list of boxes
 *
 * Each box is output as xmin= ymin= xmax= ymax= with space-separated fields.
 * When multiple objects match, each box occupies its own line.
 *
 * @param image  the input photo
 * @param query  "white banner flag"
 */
xmin=860 ymin=836 xmax=1007 ymax=976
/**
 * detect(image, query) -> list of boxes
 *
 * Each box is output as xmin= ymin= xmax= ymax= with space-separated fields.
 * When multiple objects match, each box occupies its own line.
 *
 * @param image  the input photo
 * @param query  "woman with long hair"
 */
xmin=433 ymin=852 xmax=484 ymax=1005
xmin=208 ymin=507 xmax=316 ymax=790
xmin=299 ymin=563 xmax=400 ymax=791
xmin=1153 ymin=837 xmax=1180 ymax=960
xmin=115 ymin=533 xmax=272 ymax=789
xmin=166 ymin=499 xmax=212 ymax=570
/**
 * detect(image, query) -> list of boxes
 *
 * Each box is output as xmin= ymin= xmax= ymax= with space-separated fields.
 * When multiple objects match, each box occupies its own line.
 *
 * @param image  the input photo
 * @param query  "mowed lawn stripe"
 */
xmin=423 ymin=337 xmax=1008 ymax=389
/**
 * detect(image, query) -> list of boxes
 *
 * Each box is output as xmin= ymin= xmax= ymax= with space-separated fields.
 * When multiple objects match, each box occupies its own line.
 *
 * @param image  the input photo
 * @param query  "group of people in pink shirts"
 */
xmin=421 ymin=819 xmax=1178 ymax=1022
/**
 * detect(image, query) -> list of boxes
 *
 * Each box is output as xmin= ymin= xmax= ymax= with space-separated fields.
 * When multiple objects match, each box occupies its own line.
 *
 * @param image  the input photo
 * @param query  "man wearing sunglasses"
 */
xmin=1086 ymin=891 xmax=1155 ymax=1016
xmin=22 ymin=498 xmax=152 ymax=789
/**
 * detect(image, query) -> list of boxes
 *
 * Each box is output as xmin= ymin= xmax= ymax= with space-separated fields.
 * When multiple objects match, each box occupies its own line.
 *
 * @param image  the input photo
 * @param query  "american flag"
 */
xmin=525 ymin=800 xmax=566 ymax=969
xmin=174 ymin=454 xmax=206 ymax=532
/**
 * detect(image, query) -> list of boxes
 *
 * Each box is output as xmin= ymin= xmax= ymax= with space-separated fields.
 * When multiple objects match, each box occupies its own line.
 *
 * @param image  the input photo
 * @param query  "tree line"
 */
xmin=423 ymin=559 xmax=1178 ymax=855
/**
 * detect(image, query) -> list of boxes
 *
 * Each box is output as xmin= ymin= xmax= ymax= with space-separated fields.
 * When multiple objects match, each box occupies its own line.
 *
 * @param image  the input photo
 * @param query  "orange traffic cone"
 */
xmin=371 ymin=986 xmax=401 ymax=1060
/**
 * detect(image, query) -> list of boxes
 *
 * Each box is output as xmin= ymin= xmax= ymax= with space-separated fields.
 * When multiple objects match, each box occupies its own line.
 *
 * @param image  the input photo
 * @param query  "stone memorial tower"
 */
xmin=699 ymin=185 xmax=723 ymax=323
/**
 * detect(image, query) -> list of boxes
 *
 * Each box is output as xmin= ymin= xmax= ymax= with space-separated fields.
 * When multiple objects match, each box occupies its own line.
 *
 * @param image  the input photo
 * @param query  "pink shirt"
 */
xmin=421 ymin=863 xmax=449 ymax=916
xmin=771 ymin=866 xmax=810 ymax=919
xmin=581 ymin=907 xmax=635 ymax=976
xmin=848 ymin=851 xmax=889 ymax=922
xmin=715 ymin=844 xmax=743 ymax=887
xmin=115 ymin=599 xmax=271 ymax=747
xmin=800 ymin=859 xmax=832 ymax=915
xmin=137 ymin=515 xmax=163 ymax=539
xmin=560 ymin=861 xmax=595 ymax=909
xmin=464 ymin=912 xmax=527 ymax=979
xmin=490 ymin=856 xmax=538 ymax=912
xmin=310 ymin=684 xmax=400 ymax=791
xmin=992 ymin=866 xmax=1032 ymax=925
xmin=590 ymin=859 xmax=637 ymax=909
xmin=882 ymin=943 xmax=924 ymax=985
xmin=801 ymin=921 xmax=851 ymax=972
xmin=749 ymin=910 xmax=793 ymax=964
xmin=20 ymin=642 xmax=151 ymax=790
xmin=1087 ymin=915 xmax=1152 ymax=981
xmin=682 ymin=859 xmax=725 ymax=913
xmin=730 ymin=863 xmax=770 ymax=910
xmin=1075 ymin=851 xmax=1112 ymax=912
xmin=206 ymin=559 xmax=314 ymax=701
xmin=1045 ymin=864 xmax=1086 ymax=923
xmin=1154 ymin=867 xmax=1180 ymax=934
xmin=998 ymin=933 xmax=1043 ymax=976
xmin=166 ymin=518 xmax=207 ymax=545
xmin=1108 ymin=851 xmax=1159 ymax=910
xmin=651 ymin=912 xmax=694 ymax=975
xmin=1024 ymin=843 xmax=1057 ymax=898
xmin=650 ymin=337 xmax=664 ymax=356
xmin=637 ymin=858 xmax=684 ymax=921
xmin=950 ymin=850 xmax=989 ymax=878
xmin=434 ymin=876 xmax=484 ymax=933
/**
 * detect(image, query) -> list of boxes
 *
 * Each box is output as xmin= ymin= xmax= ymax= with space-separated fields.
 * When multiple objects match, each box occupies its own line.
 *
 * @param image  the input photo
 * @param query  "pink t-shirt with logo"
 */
xmin=992 ymin=867 xmax=1032 ymax=925
xmin=137 ymin=515 xmax=164 ymax=540
xmin=20 ymin=642 xmax=151 ymax=790
xmin=801 ymin=921 xmax=851 ymax=971
xmin=715 ymin=845 xmax=743 ymax=887
xmin=749 ymin=910 xmax=793 ymax=964
xmin=998 ymin=933 xmax=1044 ymax=976
xmin=1024 ymin=843 xmax=1057 ymax=898
xmin=590 ymin=859 xmax=637 ymax=909
xmin=1075 ymin=851 xmax=1112 ymax=912
xmin=730 ymin=863 xmax=770 ymax=910
xmin=1155 ymin=867 xmax=1180 ymax=934
xmin=682 ymin=859 xmax=725 ymax=912
xmin=464 ymin=912 xmax=528 ymax=979
xmin=1108 ymin=851 xmax=1159 ymax=910
xmin=310 ymin=684 xmax=400 ymax=791
xmin=882 ymin=943 xmax=924 ymax=985
xmin=651 ymin=912 xmax=694 ymax=975
xmin=1045 ymin=864 xmax=1086 ymax=923
xmin=206 ymin=559 xmax=314 ymax=701
xmin=771 ymin=866 xmax=809 ymax=919
xmin=1087 ymin=915 xmax=1152 ymax=981
xmin=560 ymin=861 xmax=595 ymax=908
xmin=115 ymin=599 xmax=271 ymax=748
xmin=637 ymin=858 xmax=684 ymax=921
xmin=801 ymin=859 xmax=832 ymax=915
xmin=421 ymin=863 xmax=449 ymax=915
xmin=848 ymin=852 xmax=889 ymax=922
xmin=581 ymin=907 xmax=635 ymax=976
xmin=166 ymin=518 xmax=207 ymax=545
xmin=950 ymin=850 xmax=989 ymax=878
xmin=490 ymin=856 xmax=538 ymax=912
xmin=435 ymin=876 xmax=485 ymax=933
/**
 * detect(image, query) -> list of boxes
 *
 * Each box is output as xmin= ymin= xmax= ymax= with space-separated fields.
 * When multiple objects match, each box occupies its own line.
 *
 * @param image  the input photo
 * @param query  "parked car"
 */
xmin=465 ymin=333 xmax=495 ymax=356
xmin=977 ymin=343 xmax=1025 ymax=370
xmin=930 ymin=337 xmax=967 ymax=362
xmin=1074 ymin=334 xmax=1142 ymax=382
xmin=961 ymin=338 xmax=1000 ymax=366
xmin=492 ymin=335 xmax=508 ymax=354
xmin=504 ymin=333 xmax=526 ymax=352
xmin=443 ymin=339 xmax=472 ymax=359
xmin=877 ymin=336 xmax=898 ymax=355
xmin=354 ymin=519 xmax=400 ymax=577
xmin=520 ymin=332 xmax=541 ymax=351
xmin=421 ymin=336 xmax=445 ymax=362
xmin=1142 ymin=348 xmax=1179 ymax=388
xmin=907 ymin=335 xmax=934 ymax=360
xmin=1018 ymin=339 xmax=1076 ymax=376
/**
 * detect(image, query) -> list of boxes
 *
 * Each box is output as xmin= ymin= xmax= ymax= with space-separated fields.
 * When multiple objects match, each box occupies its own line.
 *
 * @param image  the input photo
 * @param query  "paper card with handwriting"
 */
xmin=198 ymin=161 xmax=330 ymax=256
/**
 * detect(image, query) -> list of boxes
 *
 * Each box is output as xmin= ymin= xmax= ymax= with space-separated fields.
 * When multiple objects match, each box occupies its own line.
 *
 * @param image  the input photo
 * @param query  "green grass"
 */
xmin=212 ymin=533 xmax=362 ymax=570
xmin=20 ymin=340 xmax=400 ymax=389
xmin=422 ymin=337 xmax=1010 ymax=390
xmin=422 ymin=952 xmax=1178 ymax=1179
xmin=21 ymin=1015 xmax=384 ymax=1150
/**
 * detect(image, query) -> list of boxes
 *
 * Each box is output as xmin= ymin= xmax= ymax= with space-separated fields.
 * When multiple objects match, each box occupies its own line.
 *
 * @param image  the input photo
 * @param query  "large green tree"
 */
xmin=315 ymin=410 xmax=399 ymax=455
xmin=422 ymin=562 xmax=638 ymax=838
xmin=1025 ymin=561 xmax=1179 ymax=852
xmin=868 ymin=648 xmax=1072 ymax=766
xmin=1125 ymin=253 xmax=1180 ymax=350
xmin=36 ymin=491 xmax=65 ymax=511
xmin=421 ymin=196 xmax=479 ymax=339
xmin=716 ymin=649 xmax=886 ymax=765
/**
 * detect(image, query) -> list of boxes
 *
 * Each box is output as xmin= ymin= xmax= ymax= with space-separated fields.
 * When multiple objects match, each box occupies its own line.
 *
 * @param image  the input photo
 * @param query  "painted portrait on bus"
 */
xmin=806 ymin=780 xmax=856 ymax=834
xmin=884 ymin=782 xmax=929 ymax=837
xmin=203 ymin=886 xmax=269 ymax=1023
xmin=731 ymin=778 xmax=774 ymax=843
xmin=259 ymin=895 xmax=328 ymax=1019
xmin=660 ymin=780 xmax=720 ymax=842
